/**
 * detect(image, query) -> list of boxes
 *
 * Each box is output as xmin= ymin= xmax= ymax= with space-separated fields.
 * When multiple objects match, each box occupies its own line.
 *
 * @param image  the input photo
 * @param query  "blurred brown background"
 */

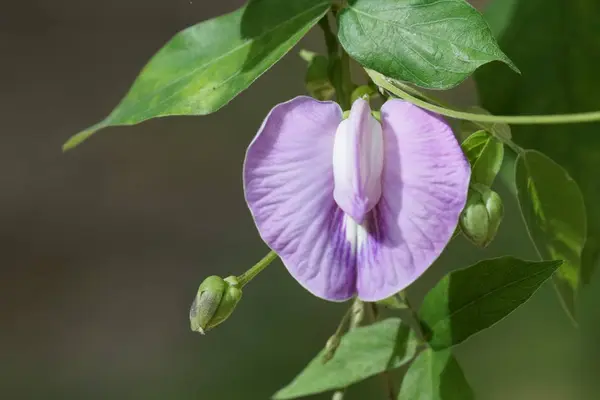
xmin=1 ymin=1 xmax=598 ymax=399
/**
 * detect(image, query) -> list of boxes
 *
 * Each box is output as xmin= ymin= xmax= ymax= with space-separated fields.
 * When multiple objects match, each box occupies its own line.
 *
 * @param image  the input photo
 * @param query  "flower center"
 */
xmin=332 ymin=98 xmax=384 ymax=224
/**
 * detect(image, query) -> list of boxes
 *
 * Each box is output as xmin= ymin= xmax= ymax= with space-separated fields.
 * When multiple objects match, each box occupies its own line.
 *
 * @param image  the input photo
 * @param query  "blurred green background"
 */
xmin=1 ymin=0 xmax=599 ymax=399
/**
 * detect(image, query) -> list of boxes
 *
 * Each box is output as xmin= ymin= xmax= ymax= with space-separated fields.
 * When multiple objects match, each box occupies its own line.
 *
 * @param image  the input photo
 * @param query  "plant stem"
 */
xmin=366 ymin=69 xmax=523 ymax=154
xmin=322 ymin=306 xmax=353 ymax=363
xmin=367 ymin=69 xmax=600 ymax=125
xmin=236 ymin=250 xmax=277 ymax=288
xmin=349 ymin=298 xmax=366 ymax=328
xmin=319 ymin=12 xmax=353 ymax=109
xmin=390 ymin=82 xmax=523 ymax=153
xmin=318 ymin=15 xmax=338 ymax=57
xmin=337 ymin=47 xmax=353 ymax=110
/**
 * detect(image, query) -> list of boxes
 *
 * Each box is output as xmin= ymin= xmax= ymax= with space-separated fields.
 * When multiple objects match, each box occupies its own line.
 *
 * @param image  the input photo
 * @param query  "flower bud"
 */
xmin=322 ymin=334 xmax=341 ymax=364
xmin=460 ymin=184 xmax=503 ymax=247
xmin=299 ymin=49 xmax=335 ymax=101
xmin=189 ymin=275 xmax=242 ymax=334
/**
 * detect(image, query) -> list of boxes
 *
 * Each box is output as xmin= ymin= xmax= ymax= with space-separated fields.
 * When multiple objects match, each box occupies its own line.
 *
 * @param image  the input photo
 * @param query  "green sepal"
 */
xmin=189 ymin=275 xmax=242 ymax=334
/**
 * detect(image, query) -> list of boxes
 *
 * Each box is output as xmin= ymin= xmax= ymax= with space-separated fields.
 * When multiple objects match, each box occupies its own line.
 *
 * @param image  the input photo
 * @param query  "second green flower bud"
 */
xmin=460 ymin=184 xmax=503 ymax=248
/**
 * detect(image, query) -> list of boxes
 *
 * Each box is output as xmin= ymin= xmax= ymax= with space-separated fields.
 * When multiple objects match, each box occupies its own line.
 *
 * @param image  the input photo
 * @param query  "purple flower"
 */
xmin=243 ymin=97 xmax=470 ymax=302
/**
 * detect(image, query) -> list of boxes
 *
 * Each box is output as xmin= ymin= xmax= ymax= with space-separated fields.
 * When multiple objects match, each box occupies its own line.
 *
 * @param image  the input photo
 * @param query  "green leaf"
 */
xmin=298 ymin=50 xmax=335 ymax=100
xmin=273 ymin=318 xmax=417 ymax=399
xmin=419 ymin=256 xmax=562 ymax=349
xmin=64 ymin=0 xmax=330 ymax=150
xmin=398 ymin=348 xmax=474 ymax=400
xmin=461 ymin=130 xmax=504 ymax=187
xmin=515 ymin=150 xmax=587 ymax=322
xmin=476 ymin=0 xmax=600 ymax=291
xmin=337 ymin=0 xmax=518 ymax=90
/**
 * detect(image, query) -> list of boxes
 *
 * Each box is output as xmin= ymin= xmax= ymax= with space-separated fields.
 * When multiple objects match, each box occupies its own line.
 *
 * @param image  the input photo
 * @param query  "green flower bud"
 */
xmin=322 ymin=334 xmax=341 ymax=364
xmin=189 ymin=275 xmax=242 ymax=334
xmin=298 ymin=50 xmax=335 ymax=101
xmin=460 ymin=184 xmax=504 ymax=247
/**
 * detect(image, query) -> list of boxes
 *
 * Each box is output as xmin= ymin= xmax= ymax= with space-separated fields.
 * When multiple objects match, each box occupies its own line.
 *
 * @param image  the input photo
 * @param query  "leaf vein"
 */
xmin=428 ymin=262 xmax=559 ymax=331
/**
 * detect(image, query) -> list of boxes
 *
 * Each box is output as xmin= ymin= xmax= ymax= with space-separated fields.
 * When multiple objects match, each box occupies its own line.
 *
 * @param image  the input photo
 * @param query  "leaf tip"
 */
xmin=504 ymin=57 xmax=521 ymax=75
xmin=62 ymin=122 xmax=105 ymax=152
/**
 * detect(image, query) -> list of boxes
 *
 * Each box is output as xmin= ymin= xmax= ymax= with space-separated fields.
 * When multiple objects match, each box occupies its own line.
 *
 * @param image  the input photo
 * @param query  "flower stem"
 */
xmin=349 ymin=298 xmax=366 ymax=328
xmin=236 ymin=250 xmax=277 ymax=288
xmin=322 ymin=306 xmax=353 ymax=363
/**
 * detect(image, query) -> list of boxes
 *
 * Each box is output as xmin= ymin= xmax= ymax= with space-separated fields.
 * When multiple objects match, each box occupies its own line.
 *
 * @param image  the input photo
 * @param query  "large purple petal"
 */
xmin=356 ymin=100 xmax=470 ymax=301
xmin=243 ymin=96 xmax=357 ymax=301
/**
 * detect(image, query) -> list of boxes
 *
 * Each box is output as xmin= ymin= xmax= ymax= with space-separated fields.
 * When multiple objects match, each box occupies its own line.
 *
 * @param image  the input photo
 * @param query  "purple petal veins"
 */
xmin=244 ymin=96 xmax=470 ymax=302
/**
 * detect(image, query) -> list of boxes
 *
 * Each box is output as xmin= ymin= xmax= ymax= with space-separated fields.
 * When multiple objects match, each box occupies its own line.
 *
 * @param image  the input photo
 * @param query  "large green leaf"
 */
xmin=476 ymin=0 xmax=599 ymax=315
xmin=398 ymin=349 xmax=474 ymax=400
xmin=419 ymin=257 xmax=562 ymax=349
xmin=461 ymin=130 xmax=504 ymax=187
xmin=337 ymin=0 xmax=517 ymax=90
xmin=515 ymin=150 xmax=587 ymax=321
xmin=64 ymin=0 xmax=330 ymax=150
xmin=273 ymin=318 xmax=417 ymax=399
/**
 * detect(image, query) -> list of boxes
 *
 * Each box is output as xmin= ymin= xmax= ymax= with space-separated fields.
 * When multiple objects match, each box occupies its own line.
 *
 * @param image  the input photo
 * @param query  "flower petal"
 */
xmin=356 ymin=100 xmax=470 ymax=301
xmin=244 ymin=96 xmax=357 ymax=301
xmin=332 ymin=98 xmax=384 ymax=223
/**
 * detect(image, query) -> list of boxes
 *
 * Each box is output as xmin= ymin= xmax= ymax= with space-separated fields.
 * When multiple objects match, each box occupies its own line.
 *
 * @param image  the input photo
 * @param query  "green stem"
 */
xmin=367 ymin=69 xmax=600 ymax=125
xmin=322 ymin=306 xmax=353 ymax=363
xmin=367 ymin=69 xmax=524 ymax=154
xmin=349 ymin=298 xmax=366 ymax=328
xmin=406 ymin=86 xmax=523 ymax=154
xmin=318 ymin=15 xmax=338 ymax=57
xmin=236 ymin=251 xmax=278 ymax=288
xmin=337 ymin=48 xmax=353 ymax=110
xmin=392 ymin=80 xmax=452 ymax=108
xmin=319 ymin=12 xmax=353 ymax=109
